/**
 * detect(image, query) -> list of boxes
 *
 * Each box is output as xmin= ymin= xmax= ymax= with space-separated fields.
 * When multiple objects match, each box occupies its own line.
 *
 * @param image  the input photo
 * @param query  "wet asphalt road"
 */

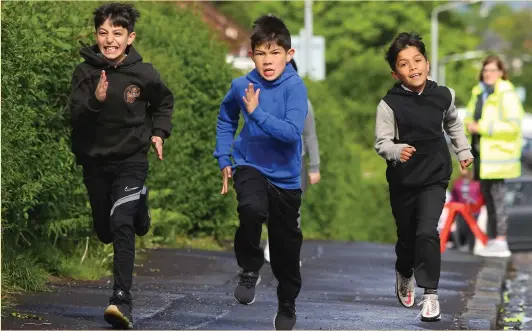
xmin=2 ymin=240 xmax=484 ymax=330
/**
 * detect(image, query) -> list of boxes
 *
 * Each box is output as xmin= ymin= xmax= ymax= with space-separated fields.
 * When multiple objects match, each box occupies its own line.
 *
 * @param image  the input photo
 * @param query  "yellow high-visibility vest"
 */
xmin=464 ymin=79 xmax=524 ymax=179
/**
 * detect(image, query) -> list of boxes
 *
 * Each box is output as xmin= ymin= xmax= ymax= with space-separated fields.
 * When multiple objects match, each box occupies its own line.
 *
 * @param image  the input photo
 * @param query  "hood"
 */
xmin=79 ymin=43 xmax=143 ymax=68
xmin=246 ymin=62 xmax=298 ymax=87
xmin=386 ymin=79 xmax=438 ymax=97
xmin=495 ymin=79 xmax=516 ymax=93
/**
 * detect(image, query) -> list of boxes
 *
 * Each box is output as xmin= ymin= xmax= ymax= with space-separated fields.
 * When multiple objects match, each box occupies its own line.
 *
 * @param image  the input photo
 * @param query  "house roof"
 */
xmin=177 ymin=1 xmax=251 ymax=56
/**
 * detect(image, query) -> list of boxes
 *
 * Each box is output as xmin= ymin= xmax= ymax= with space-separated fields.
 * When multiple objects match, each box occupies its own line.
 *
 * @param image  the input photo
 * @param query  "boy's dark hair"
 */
xmin=385 ymin=32 xmax=427 ymax=71
xmin=251 ymin=14 xmax=291 ymax=51
xmin=93 ymin=3 xmax=140 ymax=33
xmin=289 ymin=58 xmax=298 ymax=73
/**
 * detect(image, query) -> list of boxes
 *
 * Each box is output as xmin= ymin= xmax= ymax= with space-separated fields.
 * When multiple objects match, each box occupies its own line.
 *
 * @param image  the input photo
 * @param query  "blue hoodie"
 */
xmin=213 ymin=63 xmax=308 ymax=189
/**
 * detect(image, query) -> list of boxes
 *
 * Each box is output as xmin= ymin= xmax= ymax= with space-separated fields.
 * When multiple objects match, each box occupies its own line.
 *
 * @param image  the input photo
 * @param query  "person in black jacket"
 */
xmin=374 ymin=32 xmax=473 ymax=322
xmin=69 ymin=3 xmax=174 ymax=329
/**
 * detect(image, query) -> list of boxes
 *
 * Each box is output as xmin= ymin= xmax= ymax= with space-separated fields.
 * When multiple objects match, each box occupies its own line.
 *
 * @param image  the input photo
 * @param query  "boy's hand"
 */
xmin=220 ymin=166 xmax=232 ymax=195
xmin=467 ymin=122 xmax=479 ymax=134
xmin=242 ymin=83 xmax=260 ymax=114
xmin=95 ymin=70 xmax=108 ymax=102
xmin=460 ymin=158 xmax=474 ymax=170
xmin=400 ymin=146 xmax=416 ymax=163
xmin=151 ymin=136 xmax=164 ymax=160
xmin=309 ymin=171 xmax=321 ymax=185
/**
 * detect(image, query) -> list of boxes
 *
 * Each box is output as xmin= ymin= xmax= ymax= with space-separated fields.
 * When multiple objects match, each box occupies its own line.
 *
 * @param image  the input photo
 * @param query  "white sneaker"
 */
xmin=476 ymin=239 xmax=511 ymax=258
xmin=395 ymin=270 xmax=415 ymax=308
xmin=418 ymin=294 xmax=441 ymax=321
xmin=264 ymin=241 xmax=270 ymax=263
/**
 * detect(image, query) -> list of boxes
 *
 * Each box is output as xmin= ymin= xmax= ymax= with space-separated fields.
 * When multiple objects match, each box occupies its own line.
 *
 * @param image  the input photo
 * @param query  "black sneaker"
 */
xmin=104 ymin=290 xmax=133 ymax=329
xmin=274 ymin=303 xmax=296 ymax=330
xmin=134 ymin=186 xmax=150 ymax=237
xmin=234 ymin=271 xmax=261 ymax=305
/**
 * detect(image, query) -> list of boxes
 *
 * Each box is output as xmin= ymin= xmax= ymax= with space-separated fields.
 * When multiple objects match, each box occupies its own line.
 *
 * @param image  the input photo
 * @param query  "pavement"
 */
xmin=498 ymin=252 xmax=532 ymax=330
xmin=1 ymin=240 xmax=508 ymax=330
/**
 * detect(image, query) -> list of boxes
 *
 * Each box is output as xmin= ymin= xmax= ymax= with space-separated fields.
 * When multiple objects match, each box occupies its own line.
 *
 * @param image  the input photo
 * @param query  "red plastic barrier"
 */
xmin=440 ymin=199 xmax=488 ymax=253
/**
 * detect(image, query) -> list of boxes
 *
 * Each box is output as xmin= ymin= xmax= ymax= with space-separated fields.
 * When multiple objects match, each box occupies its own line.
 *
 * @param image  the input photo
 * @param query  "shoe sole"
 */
xmin=233 ymin=276 xmax=261 ymax=305
xmin=104 ymin=305 xmax=133 ymax=329
xmin=421 ymin=313 xmax=442 ymax=322
xmin=395 ymin=279 xmax=415 ymax=308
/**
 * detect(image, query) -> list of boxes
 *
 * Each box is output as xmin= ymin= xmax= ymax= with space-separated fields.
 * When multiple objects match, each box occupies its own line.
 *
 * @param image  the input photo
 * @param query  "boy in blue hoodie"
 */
xmin=213 ymin=14 xmax=308 ymax=330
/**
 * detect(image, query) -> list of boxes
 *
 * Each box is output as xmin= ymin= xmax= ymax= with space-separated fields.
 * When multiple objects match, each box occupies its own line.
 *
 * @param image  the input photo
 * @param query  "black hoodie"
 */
xmin=383 ymin=80 xmax=453 ymax=187
xmin=69 ymin=44 xmax=174 ymax=165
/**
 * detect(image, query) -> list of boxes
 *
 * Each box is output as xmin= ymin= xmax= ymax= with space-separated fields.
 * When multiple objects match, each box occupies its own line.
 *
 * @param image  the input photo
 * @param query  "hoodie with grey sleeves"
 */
xmin=375 ymin=85 xmax=473 ymax=163
xmin=375 ymin=81 xmax=473 ymax=187
xmin=301 ymin=100 xmax=320 ymax=173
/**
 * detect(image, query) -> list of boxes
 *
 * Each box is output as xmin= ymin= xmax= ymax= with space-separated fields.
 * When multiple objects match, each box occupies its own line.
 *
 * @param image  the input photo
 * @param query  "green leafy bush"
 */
xmin=1 ymin=1 xmax=237 ymax=291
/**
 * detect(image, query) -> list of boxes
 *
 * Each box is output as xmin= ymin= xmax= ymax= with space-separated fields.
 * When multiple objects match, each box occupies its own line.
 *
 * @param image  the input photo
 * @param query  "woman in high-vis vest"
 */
xmin=464 ymin=55 xmax=524 ymax=258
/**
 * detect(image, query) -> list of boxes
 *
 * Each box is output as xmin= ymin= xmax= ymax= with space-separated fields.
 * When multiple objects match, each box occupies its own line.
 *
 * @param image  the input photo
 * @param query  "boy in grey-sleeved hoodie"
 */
xmin=374 ymin=32 xmax=473 ymax=323
xmin=264 ymin=59 xmax=321 ymax=264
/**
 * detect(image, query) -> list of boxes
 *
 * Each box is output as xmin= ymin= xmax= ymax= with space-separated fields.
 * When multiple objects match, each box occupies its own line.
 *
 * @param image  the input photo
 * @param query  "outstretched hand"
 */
xmin=95 ymin=70 xmax=108 ymax=102
xmin=242 ymin=83 xmax=260 ymax=114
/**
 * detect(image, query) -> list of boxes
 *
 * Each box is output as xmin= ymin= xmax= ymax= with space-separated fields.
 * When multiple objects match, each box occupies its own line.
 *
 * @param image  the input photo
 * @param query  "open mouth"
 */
xmin=409 ymin=73 xmax=422 ymax=79
xmin=263 ymin=68 xmax=275 ymax=77
xmin=104 ymin=46 xmax=119 ymax=54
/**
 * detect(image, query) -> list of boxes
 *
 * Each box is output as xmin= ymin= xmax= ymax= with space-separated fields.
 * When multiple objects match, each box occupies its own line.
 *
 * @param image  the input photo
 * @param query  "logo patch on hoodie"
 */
xmin=124 ymin=85 xmax=141 ymax=104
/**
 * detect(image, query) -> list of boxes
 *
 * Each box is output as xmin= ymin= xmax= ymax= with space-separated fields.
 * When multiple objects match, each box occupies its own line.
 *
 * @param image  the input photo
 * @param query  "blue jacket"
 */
xmin=213 ymin=63 xmax=308 ymax=189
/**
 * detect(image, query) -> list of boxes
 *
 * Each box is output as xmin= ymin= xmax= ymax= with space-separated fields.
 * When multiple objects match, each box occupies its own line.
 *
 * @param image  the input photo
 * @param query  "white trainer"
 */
xmin=418 ymin=294 xmax=441 ymax=322
xmin=476 ymin=239 xmax=511 ymax=258
xmin=395 ymin=270 xmax=415 ymax=308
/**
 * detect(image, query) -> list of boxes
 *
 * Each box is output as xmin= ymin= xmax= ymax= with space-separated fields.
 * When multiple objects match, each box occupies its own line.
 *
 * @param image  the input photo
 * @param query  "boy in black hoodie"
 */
xmin=374 ymin=32 xmax=473 ymax=322
xmin=69 ymin=3 xmax=173 ymax=329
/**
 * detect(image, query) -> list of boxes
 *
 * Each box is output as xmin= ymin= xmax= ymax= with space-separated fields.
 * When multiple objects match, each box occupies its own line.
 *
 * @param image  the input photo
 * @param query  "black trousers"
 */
xmin=389 ymin=181 xmax=448 ymax=289
xmin=83 ymin=161 xmax=148 ymax=293
xmin=233 ymin=166 xmax=303 ymax=305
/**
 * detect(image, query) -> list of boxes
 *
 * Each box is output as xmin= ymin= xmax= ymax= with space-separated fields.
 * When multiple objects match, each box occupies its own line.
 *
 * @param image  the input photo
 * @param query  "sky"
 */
xmin=484 ymin=0 xmax=532 ymax=9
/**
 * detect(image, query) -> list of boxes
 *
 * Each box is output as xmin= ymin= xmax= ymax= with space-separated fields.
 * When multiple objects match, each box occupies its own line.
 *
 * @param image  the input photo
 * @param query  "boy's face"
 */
xmin=250 ymin=43 xmax=294 ymax=81
xmin=391 ymin=46 xmax=429 ymax=92
xmin=95 ymin=18 xmax=135 ymax=64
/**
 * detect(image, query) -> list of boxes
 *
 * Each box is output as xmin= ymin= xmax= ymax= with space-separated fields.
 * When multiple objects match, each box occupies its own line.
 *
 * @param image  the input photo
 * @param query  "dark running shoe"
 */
xmin=274 ymin=302 xmax=296 ymax=330
xmin=233 ymin=271 xmax=261 ymax=305
xmin=104 ymin=290 xmax=133 ymax=329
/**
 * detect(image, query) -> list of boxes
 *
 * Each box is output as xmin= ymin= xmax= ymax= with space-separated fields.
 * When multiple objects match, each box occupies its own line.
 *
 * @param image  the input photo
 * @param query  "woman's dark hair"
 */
xmin=479 ymin=55 xmax=508 ymax=81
